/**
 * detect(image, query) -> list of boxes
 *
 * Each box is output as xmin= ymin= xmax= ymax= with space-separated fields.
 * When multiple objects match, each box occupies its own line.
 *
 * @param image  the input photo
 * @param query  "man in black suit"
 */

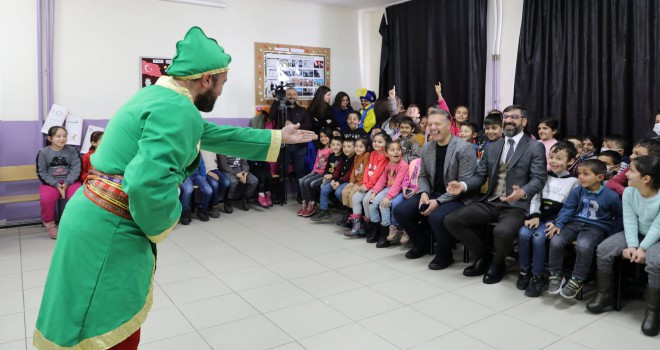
xmin=445 ymin=105 xmax=547 ymax=284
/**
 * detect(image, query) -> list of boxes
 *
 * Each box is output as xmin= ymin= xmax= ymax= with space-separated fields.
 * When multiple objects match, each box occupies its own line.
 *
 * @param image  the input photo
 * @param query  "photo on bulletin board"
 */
xmin=139 ymin=57 xmax=171 ymax=88
xmin=254 ymin=43 xmax=330 ymax=108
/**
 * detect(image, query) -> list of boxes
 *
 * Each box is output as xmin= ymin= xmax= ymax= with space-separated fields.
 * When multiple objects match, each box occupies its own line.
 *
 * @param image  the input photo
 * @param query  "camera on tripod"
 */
xmin=271 ymin=81 xmax=297 ymax=108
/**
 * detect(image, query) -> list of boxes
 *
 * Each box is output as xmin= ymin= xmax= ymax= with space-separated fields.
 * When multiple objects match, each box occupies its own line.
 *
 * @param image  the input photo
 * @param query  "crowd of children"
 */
xmin=36 ymin=90 xmax=660 ymax=337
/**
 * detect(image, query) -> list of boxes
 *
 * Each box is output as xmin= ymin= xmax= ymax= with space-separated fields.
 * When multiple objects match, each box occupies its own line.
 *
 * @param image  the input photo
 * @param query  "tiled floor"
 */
xmin=1 ymin=203 xmax=659 ymax=350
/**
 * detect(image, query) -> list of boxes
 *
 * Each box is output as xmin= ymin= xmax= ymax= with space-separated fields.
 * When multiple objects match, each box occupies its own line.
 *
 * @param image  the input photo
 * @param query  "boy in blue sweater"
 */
xmin=180 ymin=154 xmax=214 ymax=224
xmin=545 ymin=159 xmax=623 ymax=298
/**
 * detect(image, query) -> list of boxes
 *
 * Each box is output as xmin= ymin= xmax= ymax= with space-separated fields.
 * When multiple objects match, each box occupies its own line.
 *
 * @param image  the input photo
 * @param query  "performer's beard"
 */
xmin=195 ymin=89 xmax=217 ymax=112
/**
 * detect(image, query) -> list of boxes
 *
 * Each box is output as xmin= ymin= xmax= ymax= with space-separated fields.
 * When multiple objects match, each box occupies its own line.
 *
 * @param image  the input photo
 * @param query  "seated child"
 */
xmin=477 ymin=114 xmax=503 ymax=163
xmin=565 ymin=135 xmax=584 ymax=176
xmin=517 ymin=142 xmax=579 ymax=297
xmin=387 ymin=157 xmax=421 ymax=244
xmin=304 ymin=135 xmax=342 ymax=217
xmin=589 ymin=156 xmax=660 ymax=336
xmin=36 ymin=126 xmax=83 ymax=239
xmin=341 ymin=138 xmax=370 ymax=230
xmin=179 ymin=155 xmax=213 ymax=224
xmin=368 ymin=140 xmax=409 ymax=248
xmin=580 ymin=134 xmax=598 ymax=160
xmin=312 ymin=138 xmax=356 ymax=221
xmin=80 ymin=131 xmax=103 ymax=182
xmin=298 ymin=128 xmax=333 ymax=217
xmin=597 ymin=150 xmax=622 ymax=181
xmin=459 ymin=122 xmax=479 ymax=154
xmin=602 ymin=134 xmax=630 ymax=170
xmin=398 ymin=117 xmax=421 ymax=163
xmin=546 ymin=159 xmax=623 ymax=299
xmin=416 ymin=115 xmax=428 ymax=144
xmin=343 ymin=111 xmax=368 ymax=141
xmin=201 ymin=150 xmax=230 ymax=218
xmin=218 ymin=154 xmax=258 ymax=212
xmin=537 ymin=118 xmax=559 ymax=171
xmin=607 ymin=138 xmax=660 ymax=196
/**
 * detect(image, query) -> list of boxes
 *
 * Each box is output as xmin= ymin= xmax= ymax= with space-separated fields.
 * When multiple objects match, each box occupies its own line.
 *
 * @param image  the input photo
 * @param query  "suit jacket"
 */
xmin=463 ymin=133 xmax=547 ymax=214
xmin=418 ymin=135 xmax=477 ymax=205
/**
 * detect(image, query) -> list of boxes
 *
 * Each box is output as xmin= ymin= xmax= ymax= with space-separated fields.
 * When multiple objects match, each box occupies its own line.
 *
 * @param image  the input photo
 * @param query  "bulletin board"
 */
xmin=254 ymin=42 xmax=330 ymax=110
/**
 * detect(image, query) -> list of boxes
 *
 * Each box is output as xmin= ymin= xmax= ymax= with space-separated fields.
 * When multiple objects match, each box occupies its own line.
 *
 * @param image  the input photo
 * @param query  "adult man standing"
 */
xmin=34 ymin=27 xmax=316 ymax=350
xmin=270 ymin=87 xmax=313 ymax=202
xmin=393 ymin=110 xmax=477 ymax=269
xmin=445 ymin=105 xmax=546 ymax=284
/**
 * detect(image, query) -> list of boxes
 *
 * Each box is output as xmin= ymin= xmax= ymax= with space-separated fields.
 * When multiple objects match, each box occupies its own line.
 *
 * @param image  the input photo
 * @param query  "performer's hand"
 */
xmin=500 ymin=185 xmax=526 ymax=203
xmin=284 ymin=120 xmax=293 ymax=127
xmin=282 ymin=123 xmax=318 ymax=144
xmin=622 ymin=247 xmax=637 ymax=261
xmin=446 ymin=181 xmax=464 ymax=195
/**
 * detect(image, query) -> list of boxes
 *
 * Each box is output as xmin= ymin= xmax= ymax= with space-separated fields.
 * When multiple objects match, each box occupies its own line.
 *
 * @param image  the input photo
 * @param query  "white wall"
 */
xmin=484 ymin=0 xmax=524 ymax=114
xmin=2 ymin=0 xmax=362 ymax=121
xmin=358 ymin=8 xmax=384 ymax=92
xmin=0 ymin=0 xmax=38 ymax=121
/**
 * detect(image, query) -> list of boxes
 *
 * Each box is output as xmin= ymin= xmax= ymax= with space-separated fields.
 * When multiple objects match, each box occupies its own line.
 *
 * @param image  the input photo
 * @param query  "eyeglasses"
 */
xmin=503 ymin=114 xmax=523 ymax=120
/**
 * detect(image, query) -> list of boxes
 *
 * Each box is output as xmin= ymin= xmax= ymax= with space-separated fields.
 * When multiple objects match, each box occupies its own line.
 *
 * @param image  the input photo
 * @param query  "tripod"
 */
xmin=276 ymin=100 xmax=289 ymax=206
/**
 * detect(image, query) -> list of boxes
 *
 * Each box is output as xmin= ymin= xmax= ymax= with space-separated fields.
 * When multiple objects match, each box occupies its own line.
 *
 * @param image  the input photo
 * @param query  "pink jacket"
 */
xmin=312 ymin=148 xmax=333 ymax=175
xmin=372 ymin=160 xmax=409 ymax=199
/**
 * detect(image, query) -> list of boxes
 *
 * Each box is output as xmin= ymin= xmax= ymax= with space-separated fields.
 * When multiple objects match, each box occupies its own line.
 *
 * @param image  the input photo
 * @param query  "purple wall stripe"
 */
xmin=0 ymin=118 xmax=251 ymax=225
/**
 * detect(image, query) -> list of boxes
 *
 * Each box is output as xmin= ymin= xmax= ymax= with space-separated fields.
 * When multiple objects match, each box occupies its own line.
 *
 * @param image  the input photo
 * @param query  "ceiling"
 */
xmin=287 ymin=0 xmax=407 ymax=10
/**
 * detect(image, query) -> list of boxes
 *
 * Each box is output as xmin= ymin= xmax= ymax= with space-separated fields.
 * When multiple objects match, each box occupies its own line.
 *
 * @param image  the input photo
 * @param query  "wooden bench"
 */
xmin=0 ymin=165 xmax=40 ymax=204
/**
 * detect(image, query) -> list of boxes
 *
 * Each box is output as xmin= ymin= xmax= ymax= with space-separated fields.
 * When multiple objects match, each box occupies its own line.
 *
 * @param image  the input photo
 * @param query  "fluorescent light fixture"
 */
xmin=161 ymin=0 xmax=227 ymax=8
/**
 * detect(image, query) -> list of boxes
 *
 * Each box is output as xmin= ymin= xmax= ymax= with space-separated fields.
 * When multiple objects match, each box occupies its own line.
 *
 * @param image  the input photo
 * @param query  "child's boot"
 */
xmin=297 ymin=200 xmax=308 ymax=216
xmin=399 ymin=227 xmax=409 ymax=244
xmin=387 ymin=225 xmax=398 ymax=241
xmin=366 ymin=220 xmax=379 ymax=243
xmin=376 ymin=224 xmax=391 ymax=248
xmin=586 ymin=271 xmax=614 ymax=314
xmin=258 ymin=193 xmax=270 ymax=208
xmin=196 ymin=206 xmax=210 ymax=221
xmin=266 ymin=191 xmax=273 ymax=207
xmin=44 ymin=221 xmax=58 ymax=239
xmin=345 ymin=214 xmax=363 ymax=237
xmin=642 ymin=287 xmax=660 ymax=336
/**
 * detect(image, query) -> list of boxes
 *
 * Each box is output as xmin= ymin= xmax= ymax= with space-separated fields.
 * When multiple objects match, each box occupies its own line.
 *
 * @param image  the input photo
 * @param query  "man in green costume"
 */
xmin=33 ymin=27 xmax=316 ymax=350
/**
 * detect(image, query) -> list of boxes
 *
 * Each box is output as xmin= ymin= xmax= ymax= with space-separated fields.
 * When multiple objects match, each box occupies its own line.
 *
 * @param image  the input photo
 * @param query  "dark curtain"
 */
xmin=514 ymin=0 xmax=660 ymax=143
xmin=379 ymin=0 xmax=488 ymax=123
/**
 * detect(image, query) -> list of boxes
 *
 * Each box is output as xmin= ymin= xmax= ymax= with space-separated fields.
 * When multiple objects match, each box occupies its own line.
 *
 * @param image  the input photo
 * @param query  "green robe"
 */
xmin=34 ymin=76 xmax=281 ymax=349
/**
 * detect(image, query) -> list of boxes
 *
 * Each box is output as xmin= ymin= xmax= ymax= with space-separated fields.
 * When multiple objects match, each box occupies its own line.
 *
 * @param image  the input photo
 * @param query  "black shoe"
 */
xmin=335 ymin=212 xmax=349 ymax=227
xmin=405 ymin=246 xmax=429 ymax=259
xmin=483 ymin=262 xmax=506 ymax=284
xmin=376 ymin=225 xmax=391 ymax=248
xmin=311 ymin=209 xmax=331 ymax=221
xmin=209 ymin=206 xmax=221 ymax=218
xmin=428 ymin=255 xmax=454 ymax=270
xmin=516 ymin=269 xmax=532 ymax=290
xmin=463 ymin=252 xmax=493 ymax=277
xmin=224 ymin=201 xmax=233 ymax=214
xmin=196 ymin=206 xmax=210 ymax=222
xmin=180 ymin=209 xmax=191 ymax=225
xmin=525 ymin=275 xmax=546 ymax=297
xmin=240 ymin=196 xmax=250 ymax=211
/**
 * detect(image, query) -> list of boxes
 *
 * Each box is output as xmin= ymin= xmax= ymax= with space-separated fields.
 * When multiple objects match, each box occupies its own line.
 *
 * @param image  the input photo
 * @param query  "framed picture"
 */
xmin=254 ymin=42 xmax=330 ymax=109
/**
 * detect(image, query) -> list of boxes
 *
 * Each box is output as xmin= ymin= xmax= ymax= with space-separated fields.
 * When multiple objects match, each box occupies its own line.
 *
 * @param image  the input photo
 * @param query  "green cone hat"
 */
xmin=166 ymin=26 xmax=232 ymax=80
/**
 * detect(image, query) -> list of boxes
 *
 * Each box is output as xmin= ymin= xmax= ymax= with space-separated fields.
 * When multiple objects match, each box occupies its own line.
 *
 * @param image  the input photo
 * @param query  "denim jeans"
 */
xmin=518 ymin=220 xmax=552 ymax=276
xmin=319 ymin=181 xmax=334 ymax=210
xmin=548 ymin=221 xmax=606 ymax=280
xmin=389 ymin=193 xmax=405 ymax=226
xmin=334 ymin=182 xmax=349 ymax=203
xmin=207 ymin=169 xmax=230 ymax=206
xmin=299 ymin=173 xmax=323 ymax=201
xmin=180 ymin=174 xmax=213 ymax=210
xmin=369 ymin=187 xmax=393 ymax=226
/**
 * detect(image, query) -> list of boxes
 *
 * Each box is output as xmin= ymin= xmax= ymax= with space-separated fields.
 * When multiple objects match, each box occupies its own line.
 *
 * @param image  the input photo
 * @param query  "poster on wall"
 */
xmin=41 ymin=104 xmax=68 ymax=134
xmin=80 ymin=125 xmax=105 ymax=154
xmin=64 ymin=114 xmax=84 ymax=146
xmin=140 ymin=57 xmax=171 ymax=88
xmin=254 ymin=43 xmax=330 ymax=109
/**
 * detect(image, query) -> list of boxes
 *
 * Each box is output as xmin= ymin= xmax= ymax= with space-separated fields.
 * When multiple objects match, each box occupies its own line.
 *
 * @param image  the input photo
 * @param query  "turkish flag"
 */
xmin=142 ymin=60 xmax=162 ymax=77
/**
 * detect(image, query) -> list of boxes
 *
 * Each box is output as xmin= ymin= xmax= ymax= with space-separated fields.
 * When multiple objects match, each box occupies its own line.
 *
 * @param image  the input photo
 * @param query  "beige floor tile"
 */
xmin=461 ymin=314 xmax=560 ymax=350
xmin=199 ymin=315 xmax=292 ymax=350
xmin=360 ymin=307 xmax=453 ymax=349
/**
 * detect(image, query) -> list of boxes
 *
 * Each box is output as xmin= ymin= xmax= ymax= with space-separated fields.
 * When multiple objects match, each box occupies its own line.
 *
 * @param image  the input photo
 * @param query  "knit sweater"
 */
xmin=528 ymin=171 xmax=579 ymax=222
xmin=555 ymin=184 xmax=623 ymax=233
xmin=361 ymin=151 xmax=389 ymax=190
xmin=372 ymin=160 xmax=409 ymax=199
xmin=622 ymin=187 xmax=660 ymax=250
xmin=324 ymin=152 xmax=341 ymax=175
xmin=349 ymin=152 xmax=370 ymax=185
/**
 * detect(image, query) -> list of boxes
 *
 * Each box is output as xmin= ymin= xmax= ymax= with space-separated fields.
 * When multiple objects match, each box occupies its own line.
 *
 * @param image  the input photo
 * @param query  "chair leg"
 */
xmin=463 ymin=246 xmax=470 ymax=263
xmin=614 ymin=257 xmax=623 ymax=311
